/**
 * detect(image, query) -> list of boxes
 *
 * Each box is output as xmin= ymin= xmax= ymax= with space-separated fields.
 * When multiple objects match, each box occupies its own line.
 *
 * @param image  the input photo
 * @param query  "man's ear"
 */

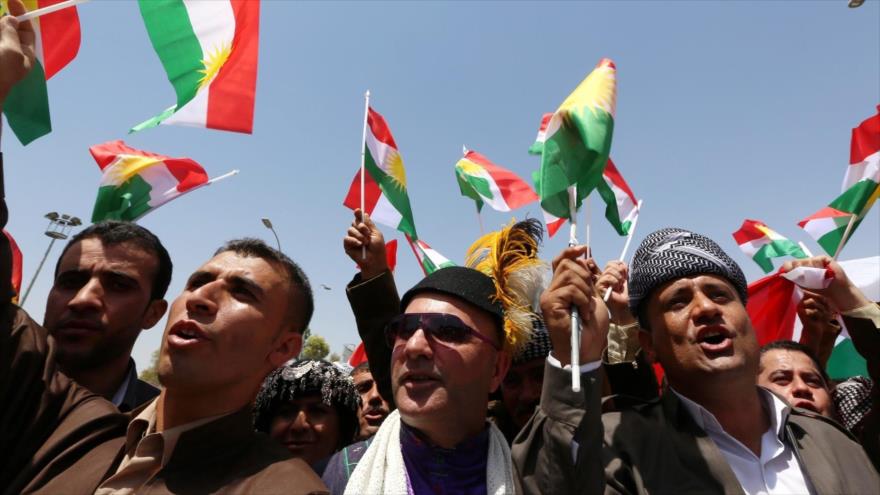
xmin=141 ymin=299 xmax=168 ymax=330
xmin=489 ymin=350 xmax=512 ymax=393
xmin=268 ymin=329 xmax=303 ymax=368
xmin=638 ymin=329 xmax=656 ymax=363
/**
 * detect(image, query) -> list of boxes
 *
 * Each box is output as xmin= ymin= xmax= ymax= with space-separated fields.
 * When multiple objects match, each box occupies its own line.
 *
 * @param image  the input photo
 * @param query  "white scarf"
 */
xmin=344 ymin=409 xmax=515 ymax=495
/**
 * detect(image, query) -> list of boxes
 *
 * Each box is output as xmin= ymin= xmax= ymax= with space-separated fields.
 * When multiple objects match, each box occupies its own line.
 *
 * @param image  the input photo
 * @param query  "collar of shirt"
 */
xmin=111 ymin=359 xmax=138 ymax=408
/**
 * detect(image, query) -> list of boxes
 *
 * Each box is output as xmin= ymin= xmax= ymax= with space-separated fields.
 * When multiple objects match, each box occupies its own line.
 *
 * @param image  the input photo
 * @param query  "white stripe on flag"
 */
xmin=738 ymin=237 xmax=772 ymax=257
xmin=842 ymin=150 xmax=880 ymax=192
xmin=181 ymin=0 xmax=236 ymax=59
xmin=143 ymin=164 xmax=185 ymax=208
xmin=476 ymin=169 xmax=510 ymax=212
xmin=370 ymin=192 xmax=403 ymax=231
xmin=802 ymin=217 xmax=844 ymax=240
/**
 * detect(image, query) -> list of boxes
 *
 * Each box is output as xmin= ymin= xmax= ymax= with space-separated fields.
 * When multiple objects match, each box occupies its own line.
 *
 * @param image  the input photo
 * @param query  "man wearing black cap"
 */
xmin=325 ymin=211 xmax=520 ymax=494
xmin=514 ymin=229 xmax=879 ymax=494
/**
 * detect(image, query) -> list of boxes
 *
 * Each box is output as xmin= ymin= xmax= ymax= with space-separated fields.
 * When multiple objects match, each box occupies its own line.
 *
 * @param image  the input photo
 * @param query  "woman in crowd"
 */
xmin=254 ymin=359 xmax=361 ymax=475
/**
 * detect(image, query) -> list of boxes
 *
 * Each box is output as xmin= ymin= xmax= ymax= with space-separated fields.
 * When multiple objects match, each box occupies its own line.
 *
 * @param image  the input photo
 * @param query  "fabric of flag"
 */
xmin=531 ymin=170 xmax=566 ymax=237
xmin=732 ymin=219 xmax=807 ymax=273
xmin=843 ymin=106 xmax=880 ymax=192
xmin=405 ymin=234 xmax=455 ymax=276
xmin=343 ymin=108 xmax=418 ymax=239
xmin=90 ymin=141 xmax=210 ymax=222
xmin=537 ymin=58 xmax=617 ymax=223
xmin=3 ymin=230 xmax=22 ymax=302
xmin=131 ymin=0 xmax=259 ymax=134
xmin=527 ymin=113 xmax=553 ymax=155
xmin=454 ymin=150 xmax=538 ymax=213
xmin=798 ymin=206 xmax=855 ymax=256
xmin=747 ymin=258 xmax=878 ymax=380
xmin=596 ymin=159 xmax=639 ymax=236
xmin=385 ymin=240 xmax=397 ymax=273
xmin=0 ymin=0 xmax=80 ymax=145
xmin=348 ymin=342 xmax=368 ymax=367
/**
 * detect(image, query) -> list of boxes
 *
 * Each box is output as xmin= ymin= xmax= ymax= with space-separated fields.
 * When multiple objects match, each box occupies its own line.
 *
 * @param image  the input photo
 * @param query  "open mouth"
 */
xmin=168 ymin=320 xmax=208 ymax=347
xmin=696 ymin=327 xmax=733 ymax=352
xmin=401 ymin=371 xmax=441 ymax=389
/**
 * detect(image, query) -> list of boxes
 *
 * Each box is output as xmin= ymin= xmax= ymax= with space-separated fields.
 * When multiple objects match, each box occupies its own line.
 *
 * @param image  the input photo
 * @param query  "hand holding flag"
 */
xmin=344 ymin=209 xmax=389 ymax=280
xmin=780 ymin=256 xmax=872 ymax=314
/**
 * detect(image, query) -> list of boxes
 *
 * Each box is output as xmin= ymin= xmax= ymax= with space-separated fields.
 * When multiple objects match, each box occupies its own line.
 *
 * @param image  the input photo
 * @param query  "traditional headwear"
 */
xmin=400 ymin=266 xmax=504 ymax=329
xmin=512 ymin=316 xmax=552 ymax=365
xmin=253 ymin=359 xmax=361 ymax=445
xmin=628 ymin=227 xmax=748 ymax=320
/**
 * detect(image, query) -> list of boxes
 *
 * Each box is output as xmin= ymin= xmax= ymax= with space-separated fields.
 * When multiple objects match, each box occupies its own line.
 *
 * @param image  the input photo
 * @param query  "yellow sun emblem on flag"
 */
xmin=456 ymin=158 xmax=485 ymax=176
xmin=383 ymin=149 xmax=408 ymax=190
xmin=559 ymin=58 xmax=617 ymax=118
xmin=198 ymin=42 xmax=233 ymax=89
xmin=104 ymin=155 xmax=161 ymax=185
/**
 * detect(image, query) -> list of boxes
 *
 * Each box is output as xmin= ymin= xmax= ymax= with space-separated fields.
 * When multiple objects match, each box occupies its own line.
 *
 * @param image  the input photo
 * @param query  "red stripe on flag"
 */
xmin=3 ymin=230 xmax=22 ymax=298
xmin=37 ymin=0 xmax=80 ymax=80
xmin=602 ymin=159 xmax=637 ymax=204
xmin=746 ymin=273 xmax=798 ymax=346
xmin=205 ymin=0 xmax=259 ymax=133
xmin=166 ymin=159 xmax=210 ymax=192
xmin=538 ymin=113 xmax=552 ymax=132
xmin=343 ymin=168 xmax=382 ymax=214
xmin=367 ymin=108 xmax=398 ymax=149
xmin=405 ymin=234 xmax=429 ymax=277
xmin=89 ymin=140 xmax=172 ymax=170
xmin=732 ymin=219 xmax=767 ymax=244
xmin=850 ymin=106 xmax=880 ymax=165
xmin=385 ymin=239 xmax=398 ymax=273
xmin=465 ymin=151 xmax=538 ymax=209
xmin=546 ymin=216 xmax=566 ymax=237
xmin=348 ymin=342 xmax=368 ymax=367
xmin=797 ymin=206 xmax=850 ymax=227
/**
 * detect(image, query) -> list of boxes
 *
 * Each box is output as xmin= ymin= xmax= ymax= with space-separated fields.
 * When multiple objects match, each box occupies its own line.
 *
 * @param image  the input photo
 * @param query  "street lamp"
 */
xmin=261 ymin=217 xmax=281 ymax=251
xmin=20 ymin=212 xmax=82 ymax=306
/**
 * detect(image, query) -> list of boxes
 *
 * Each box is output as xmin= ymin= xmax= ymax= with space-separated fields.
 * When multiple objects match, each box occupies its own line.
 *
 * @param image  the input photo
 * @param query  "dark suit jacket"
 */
xmin=843 ymin=307 xmax=880 ymax=471
xmin=513 ymin=362 xmax=880 ymax=495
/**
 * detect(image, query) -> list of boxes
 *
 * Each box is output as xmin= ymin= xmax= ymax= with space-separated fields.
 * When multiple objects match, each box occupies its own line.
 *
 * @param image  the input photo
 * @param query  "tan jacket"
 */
xmin=513 ymin=361 xmax=880 ymax=494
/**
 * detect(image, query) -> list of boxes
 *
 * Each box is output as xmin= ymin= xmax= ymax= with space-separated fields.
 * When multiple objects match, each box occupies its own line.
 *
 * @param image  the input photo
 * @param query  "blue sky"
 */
xmin=3 ymin=0 xmax=878 ymax=370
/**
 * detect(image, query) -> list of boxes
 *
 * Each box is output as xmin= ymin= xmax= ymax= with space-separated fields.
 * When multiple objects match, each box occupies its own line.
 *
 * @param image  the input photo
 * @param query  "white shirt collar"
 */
xmin=672 ymin=387 xmax=791 ymax=439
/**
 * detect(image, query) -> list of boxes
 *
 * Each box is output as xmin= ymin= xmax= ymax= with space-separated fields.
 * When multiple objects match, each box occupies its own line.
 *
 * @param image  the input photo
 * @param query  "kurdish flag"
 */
xmin=798 ymin=207 xmax=854 ymax=256
xmin=132 ymin=0 xmax=259 ymax=134
xmin=843 ymin=106 xmax=880 ymax=193
xmin=0 ymin=0 xmax=80 ymax=145
xmin=343 ymin=107 xmax=418 ymax=239
xmin=3 ymin=229 xmax=22 ymax=303
xmin=455 ymin=150 xmax=538 ymax=213
xmin=537 ymin=58 xmax=617 ymax=223
xmin=531 ymin=170 xmax=567 ymax=237
xmin=405 ymin=234 xmax=455 ymax=276
xmin=90 ymin=141 xmax=210 ymax=222
xmin=733 ymin=220 xmax=807 ymax=273
xmin=527 ymin=113 xmax=553 ymax=155
xmin=596 ymin=159 xmax=639 ymax=236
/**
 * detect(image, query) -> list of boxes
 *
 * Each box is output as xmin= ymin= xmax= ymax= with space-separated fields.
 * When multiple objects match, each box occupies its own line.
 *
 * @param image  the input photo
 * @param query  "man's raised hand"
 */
xmin=343 ymin=209 xmax=388 ymax=280
xmin=0 ymin=0 xmax=36 ymax=109
xmin=782 ymin=256 xmax=871 ymax=313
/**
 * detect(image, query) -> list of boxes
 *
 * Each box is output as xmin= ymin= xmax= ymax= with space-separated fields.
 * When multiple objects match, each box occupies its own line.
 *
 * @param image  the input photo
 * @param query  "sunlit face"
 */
xmin=758 ymin=349 xmax=833 ymax=417
xmin=501 ymin=358 xmax=544 ymax=429
xmin=352 ymin=369 xmax=390 ymax=439
xmin=391 ymin=293 xmax=509 ymax=432
xmin=157 ymin=251 xmax=302 ymax=394
xmin=642 ymin=274 xmax=758 ymax=389
xmin=268 ymin=394 xmax=342 ymax=466
xmin=44 ymin=238 xmax=164 ymax=372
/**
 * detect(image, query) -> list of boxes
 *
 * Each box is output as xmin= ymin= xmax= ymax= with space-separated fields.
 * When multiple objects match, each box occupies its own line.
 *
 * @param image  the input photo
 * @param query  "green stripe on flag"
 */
xmin=92 ymin=175 xmax=154 ymax=222
xmin=455 ymin=171 xmax=488 ymax=212
xmin=752 ymin=240 xmax=806 ymax=273
xmin=2 ymin=61 xmax=51 ymax=145
xmin=826 ymin=338 xmax=868 ymax=380
xmin=364 ymin=145 xmax=417 ymax=239
xmin=596 ymin=179 xmax=628 ymax=236
xmin=137 ymin=0 xmax=204 ymax=111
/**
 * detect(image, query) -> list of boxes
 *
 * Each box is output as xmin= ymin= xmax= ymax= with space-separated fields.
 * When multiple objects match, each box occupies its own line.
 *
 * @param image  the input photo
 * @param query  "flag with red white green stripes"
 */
xmin=596 ymin=159 xmax=639 ymax=236
xmin=344 ymin=107 xmax=418 ymax=239
xmin=131 ymin=0 xmax=259 ymax=134
xmin=0 ymin=0 xmax=80 ymax=145
xmin=455 ymin=150 xmax=538 ymax=212
xmin=406 ymin=234 xmax=455 ymax=276
xmin=527 ymin=113 xmax=553 ymax=155
xmin=732 ymin=219 xmax=806 ymax=273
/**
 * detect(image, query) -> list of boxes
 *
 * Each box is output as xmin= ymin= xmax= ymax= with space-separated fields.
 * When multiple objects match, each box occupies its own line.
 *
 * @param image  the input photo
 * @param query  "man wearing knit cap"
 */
xmin=514 ymin=228 xmax=879 ymax=494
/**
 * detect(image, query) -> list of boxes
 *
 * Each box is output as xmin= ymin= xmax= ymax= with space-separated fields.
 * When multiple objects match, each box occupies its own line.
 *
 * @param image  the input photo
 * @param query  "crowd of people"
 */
xmin=2 ymin=2 xmax=879 ymax=493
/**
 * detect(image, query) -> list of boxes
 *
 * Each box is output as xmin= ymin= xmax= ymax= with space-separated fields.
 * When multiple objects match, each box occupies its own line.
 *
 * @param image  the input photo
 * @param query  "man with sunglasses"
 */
xmin=325 ymin=211 xmax=519 ymax=494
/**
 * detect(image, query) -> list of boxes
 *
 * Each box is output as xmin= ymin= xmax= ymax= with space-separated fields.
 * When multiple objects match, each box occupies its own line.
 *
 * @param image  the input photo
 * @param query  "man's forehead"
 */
xmin=656 ymin=273 xmax=736 ymax=294
xmin=763 ymin=349 xmax=816 ymax=373
xmin=59 ymin=237 xmax=155 ymax=272
xmin=199 ymin=251 xmax=284 ymax=281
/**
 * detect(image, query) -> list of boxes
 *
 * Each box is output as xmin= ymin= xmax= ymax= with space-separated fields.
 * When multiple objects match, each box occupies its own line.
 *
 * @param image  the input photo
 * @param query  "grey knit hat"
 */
xmin=628 ymin=228 xmax=748 ymax=318
xmin=512 ymin=316 xmax=552 ymax=365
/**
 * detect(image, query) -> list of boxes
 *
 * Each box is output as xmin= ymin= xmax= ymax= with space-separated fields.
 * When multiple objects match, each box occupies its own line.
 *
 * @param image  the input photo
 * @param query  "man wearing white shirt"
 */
xmin=513 ymin=228 xmax=879 ymax=494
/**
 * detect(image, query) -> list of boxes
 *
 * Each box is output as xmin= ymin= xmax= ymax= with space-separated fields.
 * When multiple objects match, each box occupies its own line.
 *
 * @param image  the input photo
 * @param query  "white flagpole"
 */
xmin=568 ymin=186 xmax=582 ymax=392
xmin=162 ymin=169 xmax=239 ymax=196
xmin=15 ymin=0 xmax=88 ymax=22
xmin=603 ymin=200 xmax=644 ymax=302
xmin=832 ymin=213 xmax=858 ymax=260
xmin=797 ymin=241 xmax=814 ymax=258
xmin=360 ymin=90 xmax=371 ymax=260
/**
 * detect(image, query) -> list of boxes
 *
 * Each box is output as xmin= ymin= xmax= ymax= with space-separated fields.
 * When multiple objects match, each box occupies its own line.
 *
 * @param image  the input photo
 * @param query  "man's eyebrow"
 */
xmin=186 ymin=270 xmax=215 ymax=285
xmin=227 ymin=274 xmax=265 ymax=298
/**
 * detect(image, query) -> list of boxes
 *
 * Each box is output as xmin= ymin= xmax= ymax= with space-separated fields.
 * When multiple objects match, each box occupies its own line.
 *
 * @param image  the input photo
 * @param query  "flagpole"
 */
xmin=832 ymin=214 xmax=858 ymax=260
xmin=568 ymin=185 xmax=582 ymax=392
xmin=798 ymin=241 xmax=814 ymax=258
xmin=360 ymin=90 xmax=371 ymax=260
xmin=603 ymin=199 xmax=643 ymax=302
xmin=584 ymin=195 xmax=591 ymax=251
xmin=15 ymin=0 xmax=88 ymax=22
xmin=477 ymin=205 xmax=485 ymax=235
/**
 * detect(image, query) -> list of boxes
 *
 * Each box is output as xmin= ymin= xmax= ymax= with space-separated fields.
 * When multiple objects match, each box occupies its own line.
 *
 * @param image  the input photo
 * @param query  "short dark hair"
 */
xmin=351 ymin=361 xmax=371 ymax=377
xmin=760 ymin=340 xmax=829 ymax=384
xmin=55 ymin=221 xmax=172 ymax=300
xmin=214 ymin=238 xmax=313 ymax=334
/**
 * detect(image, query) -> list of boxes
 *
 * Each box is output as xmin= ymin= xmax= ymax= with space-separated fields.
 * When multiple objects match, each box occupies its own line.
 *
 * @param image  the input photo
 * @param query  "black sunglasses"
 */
xmin=384 ymin=313 xmax=501 ymax=350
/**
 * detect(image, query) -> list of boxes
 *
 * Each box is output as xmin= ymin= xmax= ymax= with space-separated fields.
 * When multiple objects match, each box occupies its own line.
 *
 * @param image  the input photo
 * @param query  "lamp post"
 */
xmin=261 ymin=217 xmax=281 ymax=251
xmin=20 ymin=212 xmax=82 ymax=306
